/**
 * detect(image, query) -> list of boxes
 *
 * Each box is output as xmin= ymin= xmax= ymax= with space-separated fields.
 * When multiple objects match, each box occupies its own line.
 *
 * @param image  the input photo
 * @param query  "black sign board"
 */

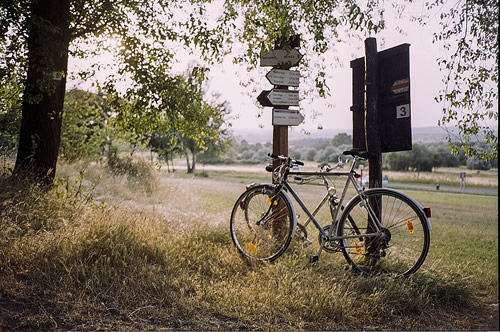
xmin=350 ymin=43 xmax=412 ymax=152
xmin=257 ymin=89 xmax=299 ymax=107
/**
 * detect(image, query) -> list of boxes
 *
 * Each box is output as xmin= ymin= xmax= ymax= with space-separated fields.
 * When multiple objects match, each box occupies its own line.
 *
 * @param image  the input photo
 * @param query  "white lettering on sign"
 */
xmin=266 ymin=69 xmax=300 ymax=87
xmin=272 ymin=109 xmax=304 ymax=126
xmin=391 ymin=78 xmax=409 ymax=94
xmin=267 ymin=89 xmax=299 ymax=106
xmin=396 ymin=104 xmax=410 ymax=119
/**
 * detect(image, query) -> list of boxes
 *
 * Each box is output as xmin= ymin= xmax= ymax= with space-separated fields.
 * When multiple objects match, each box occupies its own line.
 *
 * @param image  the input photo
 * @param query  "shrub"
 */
xmin=466 ymin=158 xmax=492 ymax=170
xmin=305 ymin=148 xmax=317 ymax=161
xmin=195 ymin=171 xmax=209 ymax=177
xmin=290 ymin=151 xmax=301 ymax=160
xmin=106 ymin=149 xmax=156 ymax=193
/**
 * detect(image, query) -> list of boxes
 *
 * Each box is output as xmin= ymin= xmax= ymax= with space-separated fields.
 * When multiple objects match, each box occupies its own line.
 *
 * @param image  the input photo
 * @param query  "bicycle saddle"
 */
xmin=342 ymin=150 xmax=377 ymax=159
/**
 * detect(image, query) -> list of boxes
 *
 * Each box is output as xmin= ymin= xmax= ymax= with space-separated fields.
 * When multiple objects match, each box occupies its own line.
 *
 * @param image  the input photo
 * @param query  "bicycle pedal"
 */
xmin=303 ymin=239 xmax=313 ymax=248
xmin=309 ymin=255 xmax=319 ymax=263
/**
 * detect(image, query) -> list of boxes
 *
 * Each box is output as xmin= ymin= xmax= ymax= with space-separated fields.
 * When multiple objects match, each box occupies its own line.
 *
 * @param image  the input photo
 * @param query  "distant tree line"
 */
xmin=3 ymin=102 xmax=496 ymax=175
xmin=213 ymin=133 xmax=497 ymax=171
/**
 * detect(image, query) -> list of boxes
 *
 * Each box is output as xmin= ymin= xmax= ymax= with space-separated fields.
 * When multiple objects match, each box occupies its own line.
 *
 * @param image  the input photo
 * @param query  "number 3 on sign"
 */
xmin=396 ymin=104 xmax=410 ymax=119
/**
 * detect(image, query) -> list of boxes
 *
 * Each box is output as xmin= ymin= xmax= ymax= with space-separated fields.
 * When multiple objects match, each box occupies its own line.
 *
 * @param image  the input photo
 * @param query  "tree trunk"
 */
xmin=165 ymin=157 xmax=171 ymax=173
xmin=13 ymin=0 xmax=71 ymax=186
xmin=185 ymin=148 xmax=193 ymax=173
xmin=190 ymin=151 xmax=196 ymax=174
xmin=184 ymin=147 xmax=197 ymax=174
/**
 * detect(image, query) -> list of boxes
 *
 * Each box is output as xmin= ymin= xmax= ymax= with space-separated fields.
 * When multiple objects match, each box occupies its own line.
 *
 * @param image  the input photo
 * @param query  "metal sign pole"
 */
xmin=364 ymin=37 xmax=382 ymax=189
xmin=364 ymin=37 xmax=382 ymax=250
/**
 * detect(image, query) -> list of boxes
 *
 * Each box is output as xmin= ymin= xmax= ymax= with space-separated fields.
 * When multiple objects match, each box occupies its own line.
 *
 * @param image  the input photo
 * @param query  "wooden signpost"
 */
xmin=258 ymin=35 xmax=303 ymax=174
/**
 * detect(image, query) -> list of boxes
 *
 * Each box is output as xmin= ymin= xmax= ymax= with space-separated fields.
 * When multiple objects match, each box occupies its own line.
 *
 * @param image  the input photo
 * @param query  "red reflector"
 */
xmin=354 ymin=174 xmax=361 ymax=179
xmin=423 ymin=207 xmax=431 ymax=218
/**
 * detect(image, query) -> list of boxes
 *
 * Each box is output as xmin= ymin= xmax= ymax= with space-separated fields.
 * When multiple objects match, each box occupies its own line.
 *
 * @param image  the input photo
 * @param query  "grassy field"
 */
xmin=184 ymin=158 xmax=498 ymax=188
xmin=0 ymin=161 xmax=498 ymax=330
xmin=385 ymin=167 xmax=498 ymax=187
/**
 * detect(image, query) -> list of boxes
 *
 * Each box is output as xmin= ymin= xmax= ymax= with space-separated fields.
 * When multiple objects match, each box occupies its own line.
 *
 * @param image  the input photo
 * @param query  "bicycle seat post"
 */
xmin=349 ymin=156 xmax=358 ymax=173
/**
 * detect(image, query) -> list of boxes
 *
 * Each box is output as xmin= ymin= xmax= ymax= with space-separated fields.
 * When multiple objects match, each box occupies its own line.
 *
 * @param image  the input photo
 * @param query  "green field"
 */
xmin=0 ymin=162 xmax=498 ymax=330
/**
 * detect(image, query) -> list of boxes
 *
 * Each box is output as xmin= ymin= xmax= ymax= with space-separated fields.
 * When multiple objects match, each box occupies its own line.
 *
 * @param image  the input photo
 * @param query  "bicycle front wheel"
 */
xmin=337 ymin=188 xmax=430 ymax=277
xmin=230 ymin=185 xmax=295 ymax=262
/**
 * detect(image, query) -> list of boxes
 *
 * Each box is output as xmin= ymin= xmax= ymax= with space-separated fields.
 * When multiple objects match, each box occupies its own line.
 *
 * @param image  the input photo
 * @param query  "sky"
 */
xmin=67 ymin=1 xmax=495 ymax=137
xmin=205 ymin=13 xmax=448 ymax=133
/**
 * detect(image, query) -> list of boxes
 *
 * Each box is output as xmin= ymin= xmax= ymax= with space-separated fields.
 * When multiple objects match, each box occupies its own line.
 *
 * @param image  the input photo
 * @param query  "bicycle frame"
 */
xmin=277 ymin=158 xmax=383 ymax=244
xmin=231 ymin=152 xmax=431 ymax=274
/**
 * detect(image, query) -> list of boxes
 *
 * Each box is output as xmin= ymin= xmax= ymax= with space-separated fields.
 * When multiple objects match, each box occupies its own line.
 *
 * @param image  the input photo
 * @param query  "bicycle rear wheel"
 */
xmin=337 ymin=188 xmax=430 ymax=277
xmin=230 ymin=185 xmax=295 ymax=262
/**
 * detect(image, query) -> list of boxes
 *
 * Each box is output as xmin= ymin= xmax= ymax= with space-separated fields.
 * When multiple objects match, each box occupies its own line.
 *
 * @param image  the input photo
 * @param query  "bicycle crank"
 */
xmin=318 ymin=225 xmax=341 ymax=253
xmin=380 ymin=227 xmax=391 ymax=249
xmin=296 ymin=223 xmax=312 ymax=248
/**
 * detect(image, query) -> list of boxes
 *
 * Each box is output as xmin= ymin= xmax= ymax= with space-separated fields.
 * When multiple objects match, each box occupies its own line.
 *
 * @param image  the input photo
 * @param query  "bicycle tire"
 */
xmin=337 ymin=188 xmax=430 ymax=277
xmin=230 ymin=185 xmax=295 ymax=262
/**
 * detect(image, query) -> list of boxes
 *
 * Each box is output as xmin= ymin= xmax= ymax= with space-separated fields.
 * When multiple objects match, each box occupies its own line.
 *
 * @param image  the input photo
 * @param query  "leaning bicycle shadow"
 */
xmin=293 ymin=253 xmax=498 ymax=330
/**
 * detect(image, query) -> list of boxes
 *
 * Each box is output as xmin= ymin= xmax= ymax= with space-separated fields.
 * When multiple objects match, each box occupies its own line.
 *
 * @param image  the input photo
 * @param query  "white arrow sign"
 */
xmin=266 ymin=89 xmax=299 ymax=106
xmin=272 ymin=109 xmax=304 ymax=126
xmin=260 ymin=49 xmax=303 ymax=67
xmin=266 ymin=69 xmax=300 ymax=87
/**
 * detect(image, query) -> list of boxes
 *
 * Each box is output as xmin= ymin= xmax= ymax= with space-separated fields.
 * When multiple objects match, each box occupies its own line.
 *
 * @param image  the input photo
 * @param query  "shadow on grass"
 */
xmin=0 ymin=177 xmax=496 ymax=331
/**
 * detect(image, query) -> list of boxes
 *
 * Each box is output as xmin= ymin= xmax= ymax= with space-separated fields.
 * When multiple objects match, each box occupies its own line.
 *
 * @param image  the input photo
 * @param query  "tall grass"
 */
xmin=384 ymin=168 xmax=498 ymax=187
xmin=0 ymin=162 xmax=497 ymax=330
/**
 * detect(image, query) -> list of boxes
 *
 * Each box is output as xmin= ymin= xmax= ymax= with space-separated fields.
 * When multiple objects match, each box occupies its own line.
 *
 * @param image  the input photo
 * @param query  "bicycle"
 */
xmin=229 ymin=151 xmax=432 ymax=277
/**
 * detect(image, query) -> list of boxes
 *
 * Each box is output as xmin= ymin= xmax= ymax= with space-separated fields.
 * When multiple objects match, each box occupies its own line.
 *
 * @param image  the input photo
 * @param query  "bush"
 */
xmin=466 ymin=158 xmax=492 ymax=170
xmin=106 ymin=150 xmax=156 ymax=193
xmin=314 ymin=146 xmax=340 ymax=163
xmin=195 ymin=171 xmax=209 ymax=177
xmin=290 ymin=151 xmax=302 ymax=160
xmin=0 ymin=178 xmax=83 ymax=237
xmin=305 ymin=149 xmax=317 ymax=161
xmin=331 ymin=132 xmax=352 ymax=147
xmin=385 ymin=144 xmax=442 ymax=172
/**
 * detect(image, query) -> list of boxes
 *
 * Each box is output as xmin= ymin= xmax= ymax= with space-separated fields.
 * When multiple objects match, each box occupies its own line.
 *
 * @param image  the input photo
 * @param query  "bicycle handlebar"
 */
xmin=267 ymin=153 xmax=305 ymax=166
xmin=267 ymin=150 xmax=371 ymax=178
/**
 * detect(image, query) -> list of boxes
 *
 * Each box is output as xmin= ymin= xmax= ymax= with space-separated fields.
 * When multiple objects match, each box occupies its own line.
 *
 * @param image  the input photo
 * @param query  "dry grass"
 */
xmin=0 ymin=161 xmax=498 ymax=330
xmin=176 ymin=158 xmax=498 ymax=188
xmin=383 ymin=168 xmax=498 ymax=187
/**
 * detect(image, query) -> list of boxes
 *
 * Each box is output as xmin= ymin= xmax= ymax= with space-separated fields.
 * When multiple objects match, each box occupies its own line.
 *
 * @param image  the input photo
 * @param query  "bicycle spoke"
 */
xmin=230 ymin=186 xmax=294 ymax=261
xmin=230 ymin=153 xmax=430 ymax=276
xmin=338 ymin=189 xmax=430 ymax=277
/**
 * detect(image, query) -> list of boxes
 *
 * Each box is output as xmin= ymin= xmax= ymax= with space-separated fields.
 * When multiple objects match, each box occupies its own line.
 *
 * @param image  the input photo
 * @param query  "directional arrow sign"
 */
xmin=266 ymin=69 xmax=300 ymax=87
xmin=257 ymin=90 xmax=273 ymax=107
xmin=272 ymin=109 xmax=304 ymax=126
xmin=257 ymin=89 xmax=299 ymax=107
xmin=260 ymin=49 xmax=303 ymax=67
